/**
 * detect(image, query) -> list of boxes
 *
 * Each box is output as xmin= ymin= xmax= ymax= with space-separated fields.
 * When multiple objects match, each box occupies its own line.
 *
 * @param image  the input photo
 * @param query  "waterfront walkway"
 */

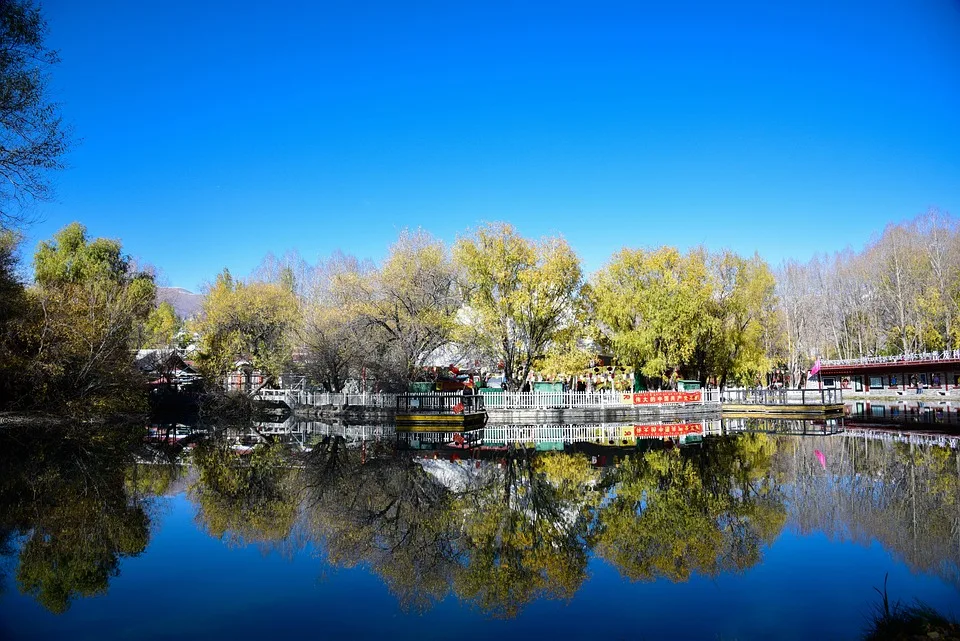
xmin=257 ymin=387 xmax=850 ymax=417
xmin=258 ymin=388 xmax=723 ymax=411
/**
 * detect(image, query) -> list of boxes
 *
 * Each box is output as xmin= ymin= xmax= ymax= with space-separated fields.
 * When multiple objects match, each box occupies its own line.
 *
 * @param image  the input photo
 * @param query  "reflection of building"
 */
xmin=721 ymin=416 xmax=844 ymax=436
xmin=845 ymin=400 xmax=960 ymax=431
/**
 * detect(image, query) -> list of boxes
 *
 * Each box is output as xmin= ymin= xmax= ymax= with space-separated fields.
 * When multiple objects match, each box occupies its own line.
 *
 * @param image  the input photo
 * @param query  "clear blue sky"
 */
xmin=27 ymin=0 xmax=960 ymax=290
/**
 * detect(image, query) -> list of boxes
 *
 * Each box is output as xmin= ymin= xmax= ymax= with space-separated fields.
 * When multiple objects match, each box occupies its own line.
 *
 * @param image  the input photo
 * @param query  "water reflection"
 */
xmin=0 ymin=415 xmax=958 ymax=622
xmin=0 ymin=425 xmax=152 ymax=613
xmin=846 ymin=400 xmax=960 ymax=429
xmin=595 ymin=433 xmax=786 ymax=583
xmin=781 ymin=435 xmax=960 ymax=589
xmin=190 ymin=438 xmax=301 ymax=547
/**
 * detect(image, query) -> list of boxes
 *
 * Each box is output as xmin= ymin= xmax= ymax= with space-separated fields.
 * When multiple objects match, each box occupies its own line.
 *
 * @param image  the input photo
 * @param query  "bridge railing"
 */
xmin=293 ymin=391 xmax=399 ymax=408
xmin=721 ymin=387 xmax=843 ymax=405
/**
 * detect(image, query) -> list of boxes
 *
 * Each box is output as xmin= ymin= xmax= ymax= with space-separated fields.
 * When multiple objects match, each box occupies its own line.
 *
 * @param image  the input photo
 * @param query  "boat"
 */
xmin=395 ymin=392 xmax=488 ymax=431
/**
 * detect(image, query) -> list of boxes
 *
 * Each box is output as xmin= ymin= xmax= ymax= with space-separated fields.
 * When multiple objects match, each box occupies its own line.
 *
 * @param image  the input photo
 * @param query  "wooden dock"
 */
xmin=721 ymin=387 xmax=844 ymax=418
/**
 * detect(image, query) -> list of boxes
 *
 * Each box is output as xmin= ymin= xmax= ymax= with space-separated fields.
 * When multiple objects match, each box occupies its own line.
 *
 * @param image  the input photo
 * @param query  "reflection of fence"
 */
xmin=843 ymin=428 xmax=960 ymax=449
xmin=483 ymin=389 xmax=720 ymax=408
xmin=485 ymin=423 xmax=628 ymax=445
xmin=285 ymin=388 xmax=721 ymax=410
xmin=721 ymin=416 xmax=844 ymax=436
xmin=396 ymin=429 xmax=483 ymax=447
xmin=721 ymin=387 xmax=843 ymax=405
xmin=483 ymin=422 xmax=718 ymax=445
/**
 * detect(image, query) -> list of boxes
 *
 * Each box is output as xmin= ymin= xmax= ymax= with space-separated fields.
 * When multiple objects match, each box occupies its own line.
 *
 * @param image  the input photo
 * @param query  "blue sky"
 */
xmin=26 ymin=0 xmax=960 ymax=290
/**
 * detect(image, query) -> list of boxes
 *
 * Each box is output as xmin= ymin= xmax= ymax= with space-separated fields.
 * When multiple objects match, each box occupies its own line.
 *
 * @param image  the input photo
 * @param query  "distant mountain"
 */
xmin=157 ymin=287 xmax=204 ymax=319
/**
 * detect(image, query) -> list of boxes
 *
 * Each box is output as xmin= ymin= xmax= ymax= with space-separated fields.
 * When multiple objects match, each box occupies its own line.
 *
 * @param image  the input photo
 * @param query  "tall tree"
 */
xmin=0 ymin=0 xmax=69 ymax=229
xmin=0 ymin=228 xmax=28 ymax=402
xmin=140 ymin=301 xmax=182 ymax=348
xmin=19 ymin=223 xmax=156 ymax=411
xmin=590 ymin=247 xmax=710 ymax=384
xmin=454 ymin=223 xmax=582 ymax=390
xmin=334 ymin=230 xmax=461 ymax=390
xmin=300 ymin=252 xmax=367 ymax=392
xmin=868 ymin=224 xmax=926 ymax=354
xmin=917 ymin=208 xmax=960 ymax=350
xmin=192 ymin=269 xmax=300 ymax=386
xmin=703 ymin=251 xmax=779 ymax=388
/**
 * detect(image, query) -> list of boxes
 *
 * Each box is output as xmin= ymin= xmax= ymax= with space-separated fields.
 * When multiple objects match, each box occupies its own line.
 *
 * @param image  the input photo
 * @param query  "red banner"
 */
xmin=626 ymin=391 xmax=702 ymax=405
xmin=633 ymin=423 xmax=703 ymax=438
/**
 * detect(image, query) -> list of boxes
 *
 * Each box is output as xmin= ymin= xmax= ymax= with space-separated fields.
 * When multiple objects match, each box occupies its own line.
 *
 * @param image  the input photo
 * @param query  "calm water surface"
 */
xmin=1 ymin=414 xmax=958 ymax=640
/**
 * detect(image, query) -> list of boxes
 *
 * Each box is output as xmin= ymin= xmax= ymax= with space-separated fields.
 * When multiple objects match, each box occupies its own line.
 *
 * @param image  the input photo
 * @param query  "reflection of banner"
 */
xmin=634 ymin=423 xmax=703 ymax=438
xmin=628 ymin=391 xmax=702 ymax=405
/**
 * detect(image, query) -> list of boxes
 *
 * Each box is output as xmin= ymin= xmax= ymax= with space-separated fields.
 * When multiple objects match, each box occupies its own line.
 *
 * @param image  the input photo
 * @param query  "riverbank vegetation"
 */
xmin=0 ymin=223 xmax=156 ymax=415
xmin=187 ymin=222 xmax=782 ymax=393
xmin=4 ymin=209 xmax=959 ymax=414
xmin=183 ymin=207 xmax=959 ymax=395
xmin=778 ymin=208 xmax=960 ymax=378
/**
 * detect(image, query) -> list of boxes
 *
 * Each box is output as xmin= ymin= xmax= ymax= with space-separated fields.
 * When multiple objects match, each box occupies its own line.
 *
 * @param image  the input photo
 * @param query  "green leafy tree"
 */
xmin=454 ymin=223 xmax=582 ymax=389
xmin=192 ymin=269 xmax=300 ymax=386
xmin=11 ymin=223 xmax=156 ymax=412
xmin=0 ymin=229 xmax=24 ymax=321
xmin=0 ymin=230 xmax=30 ymax=401
xmin=141 ymin=301 xmax=182 ymax=348
xmin=590 ymin=246 xmax=710 ymax=384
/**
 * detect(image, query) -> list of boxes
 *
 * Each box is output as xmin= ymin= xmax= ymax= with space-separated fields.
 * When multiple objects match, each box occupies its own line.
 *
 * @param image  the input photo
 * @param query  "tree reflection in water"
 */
xmin=0 ymin=425 xmax=153 ymax=613
xmin=190 ymin=437 xmax=300 ymax=548
xmin=594 ymin=434 xmax=786 ymax=582
xmin=303 ymin=435 xmax=461 ymax=612
xmin=451 ymin=449 xmax=599 ymax=617
xmin=300 ymin=435 xmax=783 ymax=617
xmin=1 ymin=424 xmax=958 ymax=618
xmin=780 ymin=435 xmax=960 ymax=588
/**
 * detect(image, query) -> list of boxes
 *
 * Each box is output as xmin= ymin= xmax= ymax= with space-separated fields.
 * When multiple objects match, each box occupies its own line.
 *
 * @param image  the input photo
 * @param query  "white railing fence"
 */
xmin=266 ymin=388 xmax=722 ymax=410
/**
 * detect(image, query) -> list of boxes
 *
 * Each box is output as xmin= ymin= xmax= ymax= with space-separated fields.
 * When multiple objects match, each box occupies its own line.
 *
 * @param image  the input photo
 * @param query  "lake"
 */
xmin=1 ymin=410 xmax=958 ymax=640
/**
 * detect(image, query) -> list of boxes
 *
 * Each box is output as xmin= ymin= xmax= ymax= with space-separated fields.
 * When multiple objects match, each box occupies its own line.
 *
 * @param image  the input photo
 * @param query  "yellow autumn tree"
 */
xmin=454 ymin=223 xmax=583 ymax=389
xmin=331 ymin=230 xmax=461 ymax=390
xmin=590 ymin=246 xmax=711 ymax=384
xmin=701 ymin=251 xmax=780 ymax=388
xmin=23 ymin=222 xmax=155 ymax=413
xmin=192 ymin=269 xmax=300 ymax=386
